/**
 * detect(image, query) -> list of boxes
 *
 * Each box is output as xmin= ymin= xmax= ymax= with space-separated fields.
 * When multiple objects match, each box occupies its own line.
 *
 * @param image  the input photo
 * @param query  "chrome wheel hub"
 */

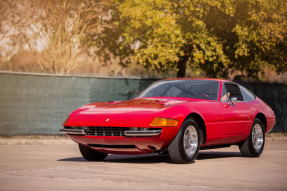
xmin=183 ymin=125 xmax=198 ymax=157
xmin=252 ymin=124 xmax=264 ymax=151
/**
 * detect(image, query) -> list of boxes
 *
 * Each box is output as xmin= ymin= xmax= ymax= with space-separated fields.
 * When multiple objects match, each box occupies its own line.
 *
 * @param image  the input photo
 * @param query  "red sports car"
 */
xmin=60 ymin=78 xmax=276 ymax=164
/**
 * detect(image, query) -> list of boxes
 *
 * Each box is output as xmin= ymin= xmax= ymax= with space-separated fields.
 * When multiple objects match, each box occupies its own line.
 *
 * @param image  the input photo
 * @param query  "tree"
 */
xmin=0 ymin=0 xmax=18 ymax=68
xmin=97 ymin=0 xmax=287 ymax=78
xmin=0 ymin=0 xmax=111 ymax=74
xmin=227 ymin=0 xmax=287 ymax=79
xmin=1 ymin=0 xmax=285 ymax=78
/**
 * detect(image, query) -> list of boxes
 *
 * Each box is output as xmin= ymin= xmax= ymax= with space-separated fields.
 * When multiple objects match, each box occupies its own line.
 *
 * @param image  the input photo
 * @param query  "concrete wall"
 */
xmin=0 ymin=72 xmax=286 ymax=135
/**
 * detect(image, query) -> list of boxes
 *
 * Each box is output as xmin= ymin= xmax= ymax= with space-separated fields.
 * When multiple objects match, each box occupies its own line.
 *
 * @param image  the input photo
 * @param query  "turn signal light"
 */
xmin=149 ymin=117 xmax=179 ymax=127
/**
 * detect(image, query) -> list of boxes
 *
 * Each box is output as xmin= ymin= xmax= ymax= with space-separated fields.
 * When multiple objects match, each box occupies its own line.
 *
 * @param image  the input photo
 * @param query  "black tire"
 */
xmin=79 ymin=144 xmax=108 ymax=161
xmin=168 ymin=118 xmax=200 ymax=164
xmin=239 ymin=118 xmax=265 ymax=157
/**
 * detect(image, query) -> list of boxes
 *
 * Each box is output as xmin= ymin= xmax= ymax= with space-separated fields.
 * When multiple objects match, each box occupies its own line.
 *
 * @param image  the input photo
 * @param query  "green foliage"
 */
xmin=95 ymin=0 xmax=287 ymax=79
xmin=228 ymin=0 xmax=287 ymax=78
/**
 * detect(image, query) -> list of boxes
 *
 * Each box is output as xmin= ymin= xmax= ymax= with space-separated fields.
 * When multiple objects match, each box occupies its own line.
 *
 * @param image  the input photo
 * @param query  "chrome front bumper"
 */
xmin=59 ymin=128 xmax=85 ymax=135
xmin=124 ymin=130 xmax=161 ymax=136
xmin=59 ymin=128 xmax=161 ymax=137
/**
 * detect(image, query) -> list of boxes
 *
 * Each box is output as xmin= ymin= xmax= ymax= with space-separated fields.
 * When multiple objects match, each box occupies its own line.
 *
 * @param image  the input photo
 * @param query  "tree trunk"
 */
xmin=177 ymin=56 xmax=189 ymax=78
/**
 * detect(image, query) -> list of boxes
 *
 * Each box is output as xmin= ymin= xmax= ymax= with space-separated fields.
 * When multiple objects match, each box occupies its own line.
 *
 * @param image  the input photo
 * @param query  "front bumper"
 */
xmin=59 ymin=128 xmax=85 ymax=135
xmin=124 ymin=130 xmax=161 ymax=136
xmin=59 ymin=127 xmax=162 ymax=137
xmin=60 ymin=126 xmax=180 ymax=154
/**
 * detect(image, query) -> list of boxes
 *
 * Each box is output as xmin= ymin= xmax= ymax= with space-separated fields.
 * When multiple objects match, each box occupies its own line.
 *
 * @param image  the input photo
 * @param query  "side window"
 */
xmin=224 ymin=83 xmax=244 ymax=101
xmin=239 ymin=86 xmax=256 ymax=102
xmin=220 ymin=85 xmax=229 ymax=102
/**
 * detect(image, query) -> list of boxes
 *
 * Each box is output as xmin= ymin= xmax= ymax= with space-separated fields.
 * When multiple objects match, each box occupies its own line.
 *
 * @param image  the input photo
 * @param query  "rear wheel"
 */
xmin=239 ymin=118 xmax=265 ymax=157
xmin=168 ymin=118 xmax=200 ymax=164
xmin=79 ymin=144 xmax=108 ymax=161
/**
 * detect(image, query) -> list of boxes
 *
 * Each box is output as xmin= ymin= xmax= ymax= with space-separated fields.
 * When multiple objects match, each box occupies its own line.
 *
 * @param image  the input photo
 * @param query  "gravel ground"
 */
xmin=0 ymin=136 xmax=286 ymax=191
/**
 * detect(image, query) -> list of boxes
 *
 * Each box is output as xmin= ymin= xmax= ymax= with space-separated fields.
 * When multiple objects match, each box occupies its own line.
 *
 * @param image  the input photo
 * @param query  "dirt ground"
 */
xmin=0 ymin=136 xmax=286 ymax=191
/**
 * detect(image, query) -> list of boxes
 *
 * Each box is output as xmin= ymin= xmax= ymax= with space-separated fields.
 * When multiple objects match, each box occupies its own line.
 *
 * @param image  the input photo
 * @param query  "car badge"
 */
xmin=106 ymin=118 xmax=109 ymax=122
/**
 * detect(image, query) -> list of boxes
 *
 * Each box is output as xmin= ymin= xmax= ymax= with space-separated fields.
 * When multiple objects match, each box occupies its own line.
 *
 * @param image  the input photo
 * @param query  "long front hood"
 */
xmin=66 ymin=98 xmax=187 ymax=127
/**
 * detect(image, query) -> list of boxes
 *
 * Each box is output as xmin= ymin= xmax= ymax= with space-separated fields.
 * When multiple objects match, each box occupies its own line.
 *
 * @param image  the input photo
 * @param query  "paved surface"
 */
xmin=0 ymin=137 xmax=287 ymax=191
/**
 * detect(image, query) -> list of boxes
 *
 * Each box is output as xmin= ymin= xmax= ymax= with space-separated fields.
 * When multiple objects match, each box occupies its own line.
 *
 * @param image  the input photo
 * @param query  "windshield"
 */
xmin=137 ymin=80 xmax=219 ymax=101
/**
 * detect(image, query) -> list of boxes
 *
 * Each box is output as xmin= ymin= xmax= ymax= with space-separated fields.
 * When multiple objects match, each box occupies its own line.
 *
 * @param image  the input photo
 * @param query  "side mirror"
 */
xmin=230 ymin=97 xmax=238 ymax=105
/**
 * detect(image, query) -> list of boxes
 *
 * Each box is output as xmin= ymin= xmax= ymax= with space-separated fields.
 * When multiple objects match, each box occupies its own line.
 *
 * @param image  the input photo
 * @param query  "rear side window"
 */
xmin=224 ymin=83 xmax=244 ymax=101
xmin=239 ymin=86 xmax=256 ymax=102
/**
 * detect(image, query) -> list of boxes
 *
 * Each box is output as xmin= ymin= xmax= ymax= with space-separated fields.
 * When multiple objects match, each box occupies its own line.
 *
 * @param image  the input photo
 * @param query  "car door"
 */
xmin=220 ymin=83 xmax=252 ymax=135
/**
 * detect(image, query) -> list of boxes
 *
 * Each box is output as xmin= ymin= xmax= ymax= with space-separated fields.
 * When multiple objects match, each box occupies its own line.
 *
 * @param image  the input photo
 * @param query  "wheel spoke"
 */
xmin=183 ymin=125 xmax=198 ymax=157
xmin=252 ymin=124 xmax=264 ymax=151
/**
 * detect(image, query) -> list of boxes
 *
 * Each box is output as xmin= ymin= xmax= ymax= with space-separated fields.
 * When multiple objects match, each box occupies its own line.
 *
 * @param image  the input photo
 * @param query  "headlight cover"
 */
xmin=149 ymin=117 xmax=179 ymax=127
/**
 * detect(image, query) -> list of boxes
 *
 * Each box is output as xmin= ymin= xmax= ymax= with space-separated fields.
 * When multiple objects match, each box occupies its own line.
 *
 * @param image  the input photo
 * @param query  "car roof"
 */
xmin=161 ymin=78 xmax=231 ymax=83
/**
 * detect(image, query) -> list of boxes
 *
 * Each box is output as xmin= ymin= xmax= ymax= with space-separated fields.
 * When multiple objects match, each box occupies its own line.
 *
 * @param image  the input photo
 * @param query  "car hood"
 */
xmin=66 ymin=98 xmax=189 ymax=127
xmin=76 ymin=98 xmax=187 ymax=114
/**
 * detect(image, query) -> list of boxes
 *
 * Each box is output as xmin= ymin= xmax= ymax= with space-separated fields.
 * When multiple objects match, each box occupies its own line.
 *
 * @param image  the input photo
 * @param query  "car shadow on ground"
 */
xmin=197 ymin=151 xmax=242 ymax=160
xmin=58 ymin=151 xmax=242 ymax=164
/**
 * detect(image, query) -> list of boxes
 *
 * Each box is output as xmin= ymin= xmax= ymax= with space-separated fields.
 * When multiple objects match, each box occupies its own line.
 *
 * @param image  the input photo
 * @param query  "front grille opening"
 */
xmin=88 ymin=144 xmax=136 ymax=148
xmin=87 ymin=127 xmax=128 ymax=136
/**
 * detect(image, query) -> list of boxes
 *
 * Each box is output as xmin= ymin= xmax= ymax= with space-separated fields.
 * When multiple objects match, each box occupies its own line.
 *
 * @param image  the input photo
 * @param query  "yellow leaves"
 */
xmin=117 ymin=0 xmax=185 ymax=71
xmin=234 ymin=42 xmax=249 ymax=59
xmin=131 ymin=20 xmax=142 ymax=29
xmin=113 ymin=0 xmax=287 ymax=77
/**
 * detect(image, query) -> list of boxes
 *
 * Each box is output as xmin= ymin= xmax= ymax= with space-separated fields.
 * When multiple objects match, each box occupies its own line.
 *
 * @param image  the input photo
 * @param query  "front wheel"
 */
xmin=79 ymin=144 xmax=108 ymax=161
xmin=168 ymin=118 xmax=200 ymax=164
xmin=239 ymin=118 xmax=265 ymax=157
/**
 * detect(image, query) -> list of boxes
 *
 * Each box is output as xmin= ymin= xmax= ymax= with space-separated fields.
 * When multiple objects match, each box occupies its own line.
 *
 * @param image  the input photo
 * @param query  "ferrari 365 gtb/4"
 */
xmin=60 ymin=79 xmax=276 ymax=164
